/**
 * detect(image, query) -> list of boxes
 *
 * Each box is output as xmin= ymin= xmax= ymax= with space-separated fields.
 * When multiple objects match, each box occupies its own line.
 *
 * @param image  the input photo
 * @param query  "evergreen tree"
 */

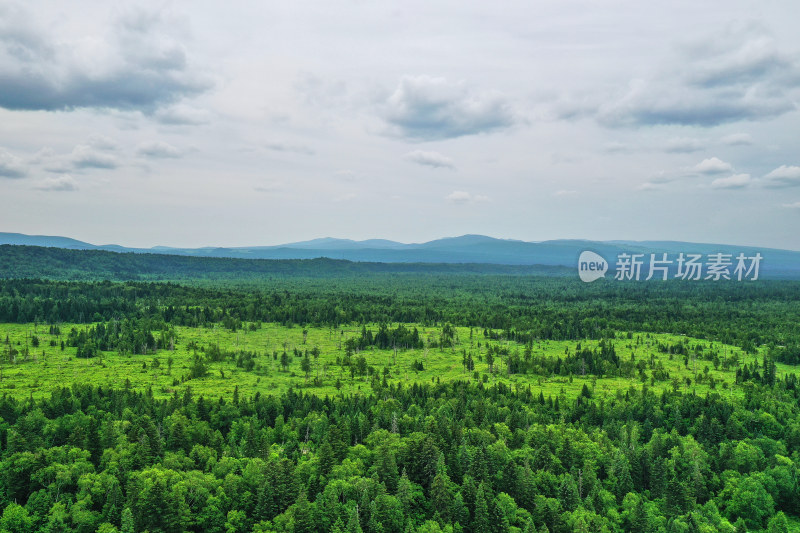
xmin=293 ymin=492 xmax=315 ymax=533
xmin=473 ymin=484 xmax=490 ymax=533
xmin=377 ymin=446 xmax=400 ymax=493
xmin=430 ymin=471 xmax=453 ymax=525
xmin=489 ymin=497 xmax=510 ymax=533
xmin=558 ymin=473 xmax=580 ymax=512
xmin=347 ymin=507 xmax=365 ymax=533
xmin=120 ymin=508 xmax=135 ymax=533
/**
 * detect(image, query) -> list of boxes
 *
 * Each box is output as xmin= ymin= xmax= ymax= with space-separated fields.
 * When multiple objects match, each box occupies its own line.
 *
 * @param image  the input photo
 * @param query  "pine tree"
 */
xmin=767 ymin=511 xmax=790 ymax=533
xmin=318 ymin=440 xmax=336 ymax=476
xmin=522 ymin=518 xmax=536 ymax=533
xmin=377 ymin=446 xmax=400 ymax=493
xmin=120 ymin=507 xmax=136 ymax=533
xmin=293 ymin=492 xmax=315 ymax=533
xmin=558 ymin=473 xmax=580 ymax=512
xmin=331 ymin=517 xmax=346 ymax=533
xmin=396 ymin=468 xmax=414 ymax=517
xmin=347 ymin=506 xmax=364 ymax=533
xmin=665 ymin=477 xmax=689 ymax=516
xmin=489 ymin=497 xmax=510 ymax=533
xmin=473 ymin=484 xmax=490 ymax=533
xmin=368 ymin=501 xmax=383 ymax=533
xmin=431 ymin=471 xmax=453 ymax=524
xmin=452 ymin=492 xmax=469 ymax=528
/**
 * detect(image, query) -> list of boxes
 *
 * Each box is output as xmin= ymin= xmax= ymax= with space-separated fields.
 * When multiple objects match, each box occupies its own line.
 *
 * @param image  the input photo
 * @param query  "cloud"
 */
xmin=445 ymin=191 xmax=471 ymax=204
xmin=445 ymin=190 xmax=490 ymax=204
xmin=405 ymin=150 xmax=455 ymax=169
xmin=155 ymin=104 xmax=211 ymax=125
xmin=29 ymin=147 xmax=55 ymax=164
xmin=0 ymin=6 xmax=211 ymax=112
xmin=721 ymin=133 xmax=753 ymax=146
xmin=264 ymin=142 xmax=315 ymax=156
xmin=711 ymin=173 xmax=751 ymax=189
xmin=136 ymin=141 xmax=182 ymax=159
xmin=664 ymin=137 xmax=704 ymax=153
xmin=35 ymin=175 xmax=78 ymax=191
xmin=294 ymin=72 xmax=351 ymax=110
xmin=764 ymin=165 xmax=800 ymax=188
xmin=71 ymin=145 xmax=118 ymax=169
xmin=86 ymin=134 xmax=118 ymax=151
xmin=782 ymin=201 xmax=800 ymax=209
xmin=603 ymin=142 xmax=631 ymax=154
xmin=0 ymin=148 xmax=27 ymax=178
xmin=636 ymin=182 xmax=665 ymax=192
xmin=384 ymin=75 xmax=515 ymax=140
xmin=561 ymin=24 xmax=800 ymax=127
xmin=694 ymin=157 xmax=733 ymax=174
xmin=254 ymin=181 xmax=285 ymax=193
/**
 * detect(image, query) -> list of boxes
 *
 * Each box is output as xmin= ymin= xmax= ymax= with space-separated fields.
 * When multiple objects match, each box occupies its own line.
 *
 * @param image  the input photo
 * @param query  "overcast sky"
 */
xmin=1 ymin=1 xmax=800 ymax=249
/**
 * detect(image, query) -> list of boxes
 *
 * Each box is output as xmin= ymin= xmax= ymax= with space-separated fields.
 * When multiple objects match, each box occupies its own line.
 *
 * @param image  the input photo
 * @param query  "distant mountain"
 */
xmin=1 ymin=231 xmax=798 ymax=278
xmin=0 ymin=245 xmax=570 ymax=281
xmin=279 ymin=237 xmax=406 ymax=250
xmin=0 ymin=232 xmax=97 ymax=249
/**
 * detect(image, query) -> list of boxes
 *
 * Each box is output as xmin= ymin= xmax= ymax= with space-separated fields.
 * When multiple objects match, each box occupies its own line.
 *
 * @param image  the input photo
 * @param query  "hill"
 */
xmin=0 ymin=244 xmax=571 ymax=281
xmin=2 ymin=232 xmax=799 ymax=278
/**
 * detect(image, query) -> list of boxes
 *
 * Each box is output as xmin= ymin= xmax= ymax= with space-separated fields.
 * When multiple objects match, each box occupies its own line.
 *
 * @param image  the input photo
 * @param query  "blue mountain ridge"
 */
xmin=1 ymin=232 xmax=798 ymax=278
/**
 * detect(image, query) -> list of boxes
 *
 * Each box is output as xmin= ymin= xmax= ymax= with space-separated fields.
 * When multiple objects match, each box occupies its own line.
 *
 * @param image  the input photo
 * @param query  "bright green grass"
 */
xmin=0 ymin=322 xmax=787 ymax=401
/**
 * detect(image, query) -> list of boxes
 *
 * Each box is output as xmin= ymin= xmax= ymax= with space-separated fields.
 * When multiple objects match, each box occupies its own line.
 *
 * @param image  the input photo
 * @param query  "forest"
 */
xmin=0 ymin=246 xmax=799 ymax=532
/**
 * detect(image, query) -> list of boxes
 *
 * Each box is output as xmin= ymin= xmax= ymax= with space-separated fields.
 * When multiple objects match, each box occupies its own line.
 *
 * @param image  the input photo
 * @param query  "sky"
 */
xmin=1 ymin=1 xmax=800 ymax=250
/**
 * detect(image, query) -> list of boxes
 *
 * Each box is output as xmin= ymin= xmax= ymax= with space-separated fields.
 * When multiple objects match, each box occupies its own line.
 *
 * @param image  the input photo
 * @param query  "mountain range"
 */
xmin=2 ymin=232 xmax=799 ymax=279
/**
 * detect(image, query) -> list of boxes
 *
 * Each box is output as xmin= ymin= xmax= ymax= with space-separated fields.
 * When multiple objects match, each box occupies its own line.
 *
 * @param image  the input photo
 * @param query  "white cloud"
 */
xmin=782 ymin=201 xmax=800 ymax=209
xmin=603 ymin=142 xmax=631 ymax=153
xmin=2 ymin=3 xmax=800 ymax=250
xmin=0 ymin=6 xmax=211 ymax=112
xmin=0 ymin=148 xmax=27 ymax=178
xmin=636 ymin=182 xmax=665 ymax=192
xmin=71 ymin=145 xmax=118 ymax=169
xmin=562 ymin=24 xmax=800 ymax=128
xmin=86 ymin=134 xmax=118 ymax=151
xmin=254 ymin=181 xmax=285 ymax=193
xmin=445 ymin=190 xmax=490 ymax=204
xmin=711 ymin=173 xmax=751 ymax=189
xmin=445 ymin=191 xmax=471 ymax=204
xmin=405 ymin=150 xmax=455 ymax=170
xmin=694 ymin=157 xmax=733 ymax=175
xmin=648 ymin=171 xmax=675 ymax=184
xmin=664 ymin=137 xmax=704 ymax=153
xmin=155 ymin=105 xmax=211 ymax=125
xmin=136 ymin=141 xmax=182 ymax=159
xmin=764 ymin=165 xmax=800 ymax=188
xmin=384 ymin=75 xmax=515 ymax=140
xmin=29 ymin=147 xmax=56 ymax=164
xmin=35 ymin=175 xmax=78 ymax=191
xmin=721 ymin=133 xmax=753 ymax=146
xmin=264 ymin=142 xmax=314 ymax=156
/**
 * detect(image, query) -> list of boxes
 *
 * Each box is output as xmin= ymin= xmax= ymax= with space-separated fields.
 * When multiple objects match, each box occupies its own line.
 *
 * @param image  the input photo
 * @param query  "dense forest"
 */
xmin=1 ymin=378 xmax=799 ymax=532
xmin=1 ymin=247 xmax=800 ymax=531
xmin=1 ymin=275 xmax=799 ymax=357
xmin=0 ymin=245 xmax=568 ymax=281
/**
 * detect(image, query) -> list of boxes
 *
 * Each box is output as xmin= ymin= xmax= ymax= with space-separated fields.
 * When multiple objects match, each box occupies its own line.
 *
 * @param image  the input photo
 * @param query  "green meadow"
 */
xmin=0 ymin=321 xmax=779 ymax=401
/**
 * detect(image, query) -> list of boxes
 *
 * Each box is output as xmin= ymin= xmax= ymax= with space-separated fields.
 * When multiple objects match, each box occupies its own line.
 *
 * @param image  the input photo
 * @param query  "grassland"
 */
xmin=0 ymin=321 xmax=786 ymax=402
